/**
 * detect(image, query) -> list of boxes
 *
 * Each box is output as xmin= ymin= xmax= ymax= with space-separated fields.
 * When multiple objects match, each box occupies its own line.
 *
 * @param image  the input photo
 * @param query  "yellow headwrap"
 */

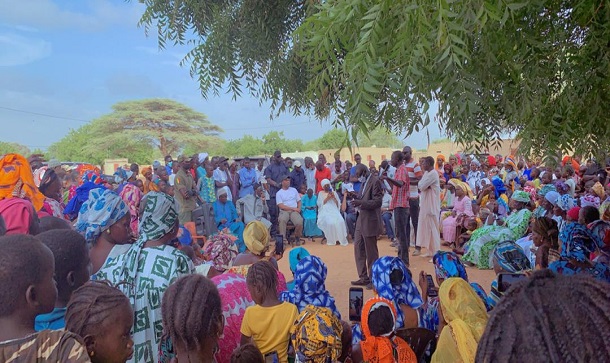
xmin=432 ymin=278 xmax=488 ymax=363
xmin=448 ymin=178 xmax=473 ymax=198
xmin=592 ymin=182 xmax=605 ymax=199
xmin=243 ymin=220 xmax=270 ymax=255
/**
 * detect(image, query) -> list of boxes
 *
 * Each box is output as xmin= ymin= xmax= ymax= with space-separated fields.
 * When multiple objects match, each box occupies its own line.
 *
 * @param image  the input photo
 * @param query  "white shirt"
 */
xmin=276 ymin=187 xmax=301 ymax=209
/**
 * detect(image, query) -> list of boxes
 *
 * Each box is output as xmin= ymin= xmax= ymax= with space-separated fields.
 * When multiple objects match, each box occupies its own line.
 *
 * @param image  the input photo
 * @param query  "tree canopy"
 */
xmin=48 ymin=99 xmax=223 ymax=165
xmin=139 ymin=0 xmax=610 ymax=159
xmin=222 ymin=131 xmax=304 ymax=157
xmin=0 ymin=142 xmax=30 ymax=157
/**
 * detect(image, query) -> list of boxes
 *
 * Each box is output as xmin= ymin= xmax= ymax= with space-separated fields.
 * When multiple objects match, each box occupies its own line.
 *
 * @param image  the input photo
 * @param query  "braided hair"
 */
xmin=161 ymin=274 xmax=222 ymax=353
xmin=531 ymin=217 xmax=559 ymax=249
xmin=476 ymin=270 xmax=610 ymax=362
xmin=246 ymin=260 xmax=278 ymax=296
xmin=65 ymin=280 xmax=130 ymax=337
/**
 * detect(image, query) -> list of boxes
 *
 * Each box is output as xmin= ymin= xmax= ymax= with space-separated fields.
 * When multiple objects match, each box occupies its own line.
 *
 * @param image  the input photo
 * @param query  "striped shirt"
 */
xmin=390 ymin=164 xmax=410 ymax=209
xmin=405 ymin=160 xmax=423 ymax=198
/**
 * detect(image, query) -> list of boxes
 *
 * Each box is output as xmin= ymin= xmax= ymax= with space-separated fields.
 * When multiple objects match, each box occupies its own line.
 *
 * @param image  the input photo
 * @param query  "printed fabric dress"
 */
xmin=463 ymin=208 xmax=532 ymax=269
xmin=301 ymin=194 xmax=323 ymax=237
xmin=94 ymin=192 xmax=194 ymax=363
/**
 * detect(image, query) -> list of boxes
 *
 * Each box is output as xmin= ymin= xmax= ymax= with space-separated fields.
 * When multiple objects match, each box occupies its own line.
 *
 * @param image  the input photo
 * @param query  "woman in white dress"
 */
xmin=317 ymin=179 xmax=348 ymax=246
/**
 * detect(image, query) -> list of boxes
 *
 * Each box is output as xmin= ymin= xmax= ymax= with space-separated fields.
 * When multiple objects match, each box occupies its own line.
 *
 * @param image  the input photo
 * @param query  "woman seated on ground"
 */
xmin=476 ymin=270 xmax=610 ymax=362
xmin=95 ymin=191 xmax=194 ymax=361
xmin=462 ymin=190 xmax=532 ymax=269
xmin=353 ymin=256 xmax=423 ymax=343
xmin=431 ymin=278 xmax=488 ymax=363
xmin=75 ymin=188 xmax=132 ymax=275
xmin=317 ymin=179 xmax=348 ymax=246
xmin=487 ymin=240 xmax=532 ymax=308
xmin=549 ymin=206 xmax=610 ymax=283
xmin=358 ymin=297 xmax=417 ymax=363
xmin=285 ymin=246 xmax=310 ymax=291
xmin=279 ymin=255 xmax=341 ymax=318
xmin=442 ymin=179 xmax=474 ymax=246
xmin=199 ymin=232 xmax=239 ymax=278
xmin=530 ymin=217 xmax=560 ymax=269
xmin=291 ymin=305 xmax=345 ymax=363
xmin=229 ymin=220 xmax=287 ymax=293
xmin=420 ymin=251 xmax=490 ymax=333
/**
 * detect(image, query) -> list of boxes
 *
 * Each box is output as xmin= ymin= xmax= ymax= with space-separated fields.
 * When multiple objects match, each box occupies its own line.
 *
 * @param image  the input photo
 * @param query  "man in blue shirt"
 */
xmin=349 ymin=153 xmax=364 ymax=192
xmin=290 ymin=160 xmax=306 ymax=192
xmin=264 ymin=150 xmax=289 ymax=235
xmin=238 ymin=157 xmax=258 ymax=198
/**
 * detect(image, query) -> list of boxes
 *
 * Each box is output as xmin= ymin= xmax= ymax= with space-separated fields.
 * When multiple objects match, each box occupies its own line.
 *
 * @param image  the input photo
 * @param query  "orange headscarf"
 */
xmin=0 ymin=154 xmax=45 ymax=211
xmin=361 ymin=297 xmax=417 ymax=363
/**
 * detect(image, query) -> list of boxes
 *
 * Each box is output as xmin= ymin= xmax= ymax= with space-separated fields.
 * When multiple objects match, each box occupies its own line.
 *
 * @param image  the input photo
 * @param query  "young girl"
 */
xmin=231 ymin=344 xmax=264 ymax=363
xmin=240 ymin=260 xmax=298 ymax=363
xmin=65 ymin=281 xmax=134 ymax=363
xmin=161 ymin=274 xmax=224 ymax=363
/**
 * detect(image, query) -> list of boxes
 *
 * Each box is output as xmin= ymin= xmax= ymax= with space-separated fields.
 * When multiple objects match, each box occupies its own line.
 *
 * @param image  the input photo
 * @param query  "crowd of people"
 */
xmin=0 ymin=148 xmax=609 ymax=363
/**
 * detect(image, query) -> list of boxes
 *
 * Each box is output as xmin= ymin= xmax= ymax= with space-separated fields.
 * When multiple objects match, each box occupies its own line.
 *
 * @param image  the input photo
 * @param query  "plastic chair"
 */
xmin=395 ymin=328 xmax=437 ymax=363
xmin=184 ymin=221 xmax=206 ymax=247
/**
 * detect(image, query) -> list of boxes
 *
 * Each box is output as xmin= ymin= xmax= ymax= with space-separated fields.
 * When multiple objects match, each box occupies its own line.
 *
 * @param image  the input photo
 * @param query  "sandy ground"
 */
xmin=276 ymin=236 xmax=496 ymax=318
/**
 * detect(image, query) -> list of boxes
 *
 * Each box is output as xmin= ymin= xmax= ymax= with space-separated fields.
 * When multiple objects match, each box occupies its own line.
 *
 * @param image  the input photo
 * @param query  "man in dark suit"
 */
xmin=351 ymin=163 xmax=383 ymax=289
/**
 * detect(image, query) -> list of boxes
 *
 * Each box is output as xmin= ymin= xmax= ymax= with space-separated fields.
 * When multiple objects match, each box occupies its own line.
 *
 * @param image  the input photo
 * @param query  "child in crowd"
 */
xmin=65 ymin=281 xmax=134 ymax=363
xmin=230 ymin=344 xmax=264 ymax=363
xmin=0 ymin=235 xmax=90 ymax=362
xmin=161 ymin=274 xmax=223 ymax=363
xmin=241 ymin=260 xmax=298 ymax=363
xmin=35 ymin=230 xmax=91 ymax=331
xmin=457 ymin=217 xmax=478 ymax=251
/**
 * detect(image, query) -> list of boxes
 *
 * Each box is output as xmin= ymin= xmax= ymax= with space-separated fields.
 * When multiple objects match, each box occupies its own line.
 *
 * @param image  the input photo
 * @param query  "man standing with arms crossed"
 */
xmin=382 ymin=151 xmax=411 ymax=266
xmin=403 ymin=146 xmax=423 ymax=256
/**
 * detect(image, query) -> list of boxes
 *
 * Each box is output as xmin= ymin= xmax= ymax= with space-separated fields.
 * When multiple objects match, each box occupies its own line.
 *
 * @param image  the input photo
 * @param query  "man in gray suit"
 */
xmin=350 ymin=163 xmax=383 ymax=289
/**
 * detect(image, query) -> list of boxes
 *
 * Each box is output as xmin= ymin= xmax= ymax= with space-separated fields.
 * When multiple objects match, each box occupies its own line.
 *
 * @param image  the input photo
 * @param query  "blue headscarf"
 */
xmin=493 ymin=241 xmax=531 ymax=272
xmin=559 ymin=223 xmax=603 ymax=262
xmin=371 ymin=256 xmax=423 ymax=328
xmin=64 ymin=182 xmax=106 ymax=221
xmin=491 ymin=176 xmax=506 ymax=199
xmin=75 ymin=188 xmax=128 ymax=244
xmin=433 ymin=251 xmax=492 ymax=311
xmin=279 ymin=256 xmax=341 ymax=319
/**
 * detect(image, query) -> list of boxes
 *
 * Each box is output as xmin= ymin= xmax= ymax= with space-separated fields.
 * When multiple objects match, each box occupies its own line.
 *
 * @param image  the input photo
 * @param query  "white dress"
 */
xmin=316 ymin=190 xmax=348 ymax=246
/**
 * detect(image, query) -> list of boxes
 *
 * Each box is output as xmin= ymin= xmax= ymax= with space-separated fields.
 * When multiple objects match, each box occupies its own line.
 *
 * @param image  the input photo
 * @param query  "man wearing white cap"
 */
xmin=289 ymin=160 xmax=306 ymax=191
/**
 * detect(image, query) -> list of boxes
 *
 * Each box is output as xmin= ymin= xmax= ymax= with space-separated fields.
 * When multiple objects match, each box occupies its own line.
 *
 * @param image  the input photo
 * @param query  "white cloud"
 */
xmin=0 ymin=33 xmax=51 ymax=66
xmin=0 ymin=0 xmax=144 ymax=32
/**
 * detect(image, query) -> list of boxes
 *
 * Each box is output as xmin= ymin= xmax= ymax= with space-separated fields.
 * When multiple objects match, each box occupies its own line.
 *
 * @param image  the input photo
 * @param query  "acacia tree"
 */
xmin=48 ymin=99 xmax=223 ymax=164
xmin=138 ymin=0 xmax=610 ymax=160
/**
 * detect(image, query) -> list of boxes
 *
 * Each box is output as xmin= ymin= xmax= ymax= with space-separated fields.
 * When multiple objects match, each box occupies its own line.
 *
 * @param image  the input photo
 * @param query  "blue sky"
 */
xmin=0 ymin=0 xmax=443 ymax=151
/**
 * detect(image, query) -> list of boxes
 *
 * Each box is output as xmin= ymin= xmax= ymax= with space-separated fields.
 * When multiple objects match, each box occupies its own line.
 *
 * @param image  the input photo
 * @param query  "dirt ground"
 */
xmin=276 ymin=236 xmax=496 ymax=318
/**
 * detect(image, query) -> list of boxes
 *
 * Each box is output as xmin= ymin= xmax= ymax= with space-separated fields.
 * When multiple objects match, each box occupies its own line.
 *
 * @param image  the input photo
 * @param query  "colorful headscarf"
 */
xmin=243 ymin=220 xmax=270 ymax=255
xmin=280 ymin=256 xmax=341 ymax=319
xmin=537 ymin=184 xmax=557 ymax=198
xmin=203 ymin=233 xmax=238 ymax=271
xmin=433 ymin=251 xmax=468 ymax=281
xmin=567 ymin=206 xmax=581 ymax=221
xmin=491 ymin=176 xmax=507 ymax=199
xmin=523 ymin=185 xmax=537 ymax=201
xmin=581 ymin=194 xmax=601 ymax=208
xmin=138 ymin=192 xmax=178 ymax=241
xmin=449 ymin=178 xmax=473 ymax=198
xmin=63 ymin=182 xmax=106 ymax=221
xmin=487 ymin=155 xmax=496 ymax=167
xmin=141 ymin=166 xmax=152 ymax=177
xmin=80 ymin=168 xmax=103 ymax=186
xmin=557 ymin=194 xmax=577 ymax=211
xmin=554 ymin=180 xmax=569 ymax=194
xmin=433 ymin=278 xmax=488 ymax=363
xmin=289 ymin=247 xmax=311 ymax=274
xmin=511 ymin=190 xmax=531 ymax=203
xmin=33 ymin=166 xmax=48 ymax=187
xmin=493 ymin=241 xmax=531 ymax=272
xmin=0 ymin=198 xmax=37 ymax=235
xmin=0 ymin=153 xmax=45 ymax=211
xmin=371 ymin=256 xmax=423 ymax=329
xmin=505 ymin=156 xmax=517 ymax=170
xmin=291 ymin=305 xmax=343 ymax=363
xmin=592 ymin=182 xmax=605 ymax=199
xmin=361 ymin=297 xmax=417 ymax=363
xmin=559 ymin=222 xmax=604 ymax=262
xmin=75 ymin=188 xmax=129 ymax=244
